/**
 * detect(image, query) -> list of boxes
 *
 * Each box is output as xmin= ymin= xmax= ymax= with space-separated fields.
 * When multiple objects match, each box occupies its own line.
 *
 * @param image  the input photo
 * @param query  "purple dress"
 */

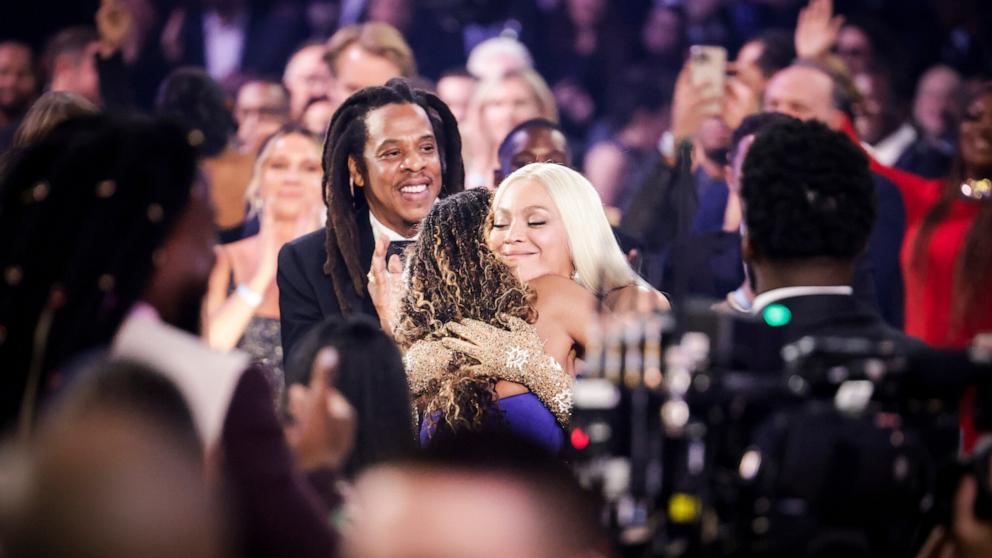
xmin=420 ymin=393 xmax=565 ymax=453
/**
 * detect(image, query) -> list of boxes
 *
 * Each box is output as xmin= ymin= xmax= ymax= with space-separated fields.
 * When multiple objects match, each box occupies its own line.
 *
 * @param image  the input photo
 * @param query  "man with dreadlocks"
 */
xmin=277 ymin=78 xmax=464 ymax=360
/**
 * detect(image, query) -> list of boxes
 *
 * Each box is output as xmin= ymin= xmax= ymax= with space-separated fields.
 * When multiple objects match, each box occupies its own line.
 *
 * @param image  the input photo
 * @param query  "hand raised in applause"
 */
xmin=794 ymin=0 xmax=844 ymax=60
xmin=285 ymin=348 xmax=355 ymax=472
xmin=367 ymin=235 xmax=404 ymax=334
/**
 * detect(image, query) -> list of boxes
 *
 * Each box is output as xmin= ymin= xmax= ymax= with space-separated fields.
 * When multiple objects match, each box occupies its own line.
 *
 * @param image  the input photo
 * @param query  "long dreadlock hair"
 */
xmin=394 ymin=188 xmax=536 ymax=432
xmin=322 ymin=78 xmax=464 ymax=312
xmin=0 ymin=114 xmax=198 ymax=432
xmin=909 ymin=82 xmax=992 ymax=341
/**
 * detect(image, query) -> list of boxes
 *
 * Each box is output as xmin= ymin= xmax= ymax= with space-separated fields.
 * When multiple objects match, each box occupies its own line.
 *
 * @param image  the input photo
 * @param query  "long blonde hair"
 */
xmin=491 ymin=163 xmax=649 ymax=294
xmin=462 ymin=69 xmax=558 ymax=185
xmin=243 ymin=124 xmax=321 ymax=219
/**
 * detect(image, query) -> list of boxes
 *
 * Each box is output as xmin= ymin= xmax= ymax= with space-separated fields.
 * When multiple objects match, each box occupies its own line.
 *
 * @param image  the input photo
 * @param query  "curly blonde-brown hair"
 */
xmin=395 ymin=188 xmax=536 ymax=431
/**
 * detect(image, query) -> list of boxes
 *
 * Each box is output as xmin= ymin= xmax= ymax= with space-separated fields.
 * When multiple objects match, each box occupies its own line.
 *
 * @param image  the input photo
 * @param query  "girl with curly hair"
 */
xmin=370 ymin=188 xmax=591 ymax=452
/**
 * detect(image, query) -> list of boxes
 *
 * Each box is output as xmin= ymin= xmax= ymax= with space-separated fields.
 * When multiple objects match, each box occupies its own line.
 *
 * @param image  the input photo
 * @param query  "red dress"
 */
xmin=873 ymin=164 xmax=992 ymax=348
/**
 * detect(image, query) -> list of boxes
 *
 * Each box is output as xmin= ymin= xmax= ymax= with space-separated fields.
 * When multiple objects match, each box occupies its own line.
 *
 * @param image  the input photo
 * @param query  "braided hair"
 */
xmin=322 ymin=78 xmax=464 ymax=312
xmin=0 ymin=114 xmax=199 ymax=432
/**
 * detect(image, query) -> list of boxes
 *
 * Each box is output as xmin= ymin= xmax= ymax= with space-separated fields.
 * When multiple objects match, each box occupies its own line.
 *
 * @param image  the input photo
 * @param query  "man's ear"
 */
xmin=347 ymin=156 xmax=364 ymax=187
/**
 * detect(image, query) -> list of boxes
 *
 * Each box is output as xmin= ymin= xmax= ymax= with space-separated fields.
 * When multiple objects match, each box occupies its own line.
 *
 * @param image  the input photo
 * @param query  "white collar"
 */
xmin=751 ymin=285 xmax=854 ymax=314
xmin=369 ymin=210 xmax=416 ymax=242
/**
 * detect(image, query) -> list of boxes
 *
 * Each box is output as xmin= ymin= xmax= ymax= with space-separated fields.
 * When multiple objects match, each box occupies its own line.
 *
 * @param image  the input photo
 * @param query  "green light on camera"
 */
xmin=762 ymin=304 xmax=792 ymax=327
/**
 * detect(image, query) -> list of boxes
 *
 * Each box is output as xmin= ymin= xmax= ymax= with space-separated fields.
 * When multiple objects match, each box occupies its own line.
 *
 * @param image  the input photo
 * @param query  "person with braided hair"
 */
xmin=277 ymin=78 xmax=464 ymax=362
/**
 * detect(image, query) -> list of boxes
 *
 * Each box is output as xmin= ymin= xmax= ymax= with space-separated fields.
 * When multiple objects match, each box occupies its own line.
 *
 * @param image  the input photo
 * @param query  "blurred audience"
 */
xmin=10 ymin=91 xmax=97 ymax=150
xmin=285 ymin=314 xmax=416 ymax=479
xmin=205 ymin=125 xmax=324 ymax=403
xmin=324 ymin=22 xmax=416 ymax=107
xmin=283 ymin=42 xmax=333 ymax=120
xmin=345 ymin=431 xmax=611 ymax=558
xmin=465 ymin=36 xmax=533 ymax=81
xmin=0 ymin=42 xmax=39 ymax=131
xmin=233 ymin=79 xmax=290 ymax=154
xmin=155 ymin=67 xmax=254 ymax=240
xmin=435 ymin=67 xmax=476 ymax=127
xmin=300 ymin=95 xmax=335 ymax=136
xmin=462 ymin=68 xmax=557 ymax=188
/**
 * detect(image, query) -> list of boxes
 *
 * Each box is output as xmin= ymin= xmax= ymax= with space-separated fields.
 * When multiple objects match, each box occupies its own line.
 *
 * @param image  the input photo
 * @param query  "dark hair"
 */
xmin=741 ymin=118 xmax=875 ymax=262
xmin=729 ymin=111 xmax=797 ymax=165
xmin=390 ymin=430 xmax=610 ymax=557
xmin=321 ymin=77 xmax=464 ymax=312
xmin=63 ymin=358 xmax=201 ymax=461
xmin=155 ymin=67 xmax=236 ymax=157
xmin=912 ymin=82 xmax=992 ymax=336
xmin=751 ymin=29 xmax=796 ymax=79
xmin=43 ymin=26 xmax=98 ymax=70
xmin=284 ymin=314 xmax=416 ymax=478
xmin=0 ymin=114 xmax=198 ymax=431
xmin=603 ymin=68 xmax=673 ymax=132
xmin=496 ymin=117 xmax=568 ymax=161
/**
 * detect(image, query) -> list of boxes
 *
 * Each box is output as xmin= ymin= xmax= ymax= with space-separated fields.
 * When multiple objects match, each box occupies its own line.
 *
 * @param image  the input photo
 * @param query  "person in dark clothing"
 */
xmin=277 ymin=78 xmax=464 ymax=361
xmin=0 ymin=114 xmax=348 ymax=558
xmin=741 ymin=117 xmax=924 ymax=352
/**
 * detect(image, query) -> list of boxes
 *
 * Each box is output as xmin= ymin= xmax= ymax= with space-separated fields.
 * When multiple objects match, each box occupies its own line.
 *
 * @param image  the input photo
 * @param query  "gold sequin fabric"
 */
xmin=403 ymin=318 xmax=573 ymax=428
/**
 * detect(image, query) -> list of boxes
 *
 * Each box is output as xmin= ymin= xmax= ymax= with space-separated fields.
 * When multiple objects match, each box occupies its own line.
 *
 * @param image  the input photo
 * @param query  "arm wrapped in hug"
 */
xmin=402 ymin=317 xmax=573 ymax=428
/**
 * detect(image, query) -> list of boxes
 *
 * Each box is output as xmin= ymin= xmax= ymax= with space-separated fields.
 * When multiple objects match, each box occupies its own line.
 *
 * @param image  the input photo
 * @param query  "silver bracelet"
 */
xmin=236 ymin=284 xmax=263 ymax=308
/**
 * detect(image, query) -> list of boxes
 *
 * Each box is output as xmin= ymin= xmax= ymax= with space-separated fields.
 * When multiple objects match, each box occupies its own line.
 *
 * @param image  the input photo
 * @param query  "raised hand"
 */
xmin=672 ymin=64 xmax=723 ymax=145
xmin=795 ymin=0 xmax=844 ymax=60
xmin=367 ymin=235 xmax=404 ymax=334
xmin=285 ymin=348 xmax=355 ymax=471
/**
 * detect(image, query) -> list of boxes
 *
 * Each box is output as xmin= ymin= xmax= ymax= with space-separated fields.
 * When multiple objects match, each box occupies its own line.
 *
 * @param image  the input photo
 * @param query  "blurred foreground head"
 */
xmin=345 ymin=430 xmax=610 ymax=558
xmin=0 ymin=359 xmax=228 ymax=558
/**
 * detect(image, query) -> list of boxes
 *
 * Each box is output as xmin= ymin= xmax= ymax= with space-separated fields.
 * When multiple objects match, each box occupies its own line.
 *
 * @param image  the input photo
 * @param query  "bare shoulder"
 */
xmin=530 ymin=274 xmax=594 ymax=301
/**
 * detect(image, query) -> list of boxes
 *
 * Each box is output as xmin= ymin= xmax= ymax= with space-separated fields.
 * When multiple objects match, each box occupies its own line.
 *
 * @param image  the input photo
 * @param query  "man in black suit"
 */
xmin=740 ymin=117 xmax=925 ymax=352
xmin=277 ymin=79 xmax=464 ymax=360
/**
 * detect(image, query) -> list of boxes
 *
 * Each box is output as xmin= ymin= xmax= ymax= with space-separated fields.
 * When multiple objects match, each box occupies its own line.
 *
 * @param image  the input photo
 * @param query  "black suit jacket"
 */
xmin=277 ymin=209 xmax=378 ymax=363
xmin=772 ymin=294 xmax=926 ymax=354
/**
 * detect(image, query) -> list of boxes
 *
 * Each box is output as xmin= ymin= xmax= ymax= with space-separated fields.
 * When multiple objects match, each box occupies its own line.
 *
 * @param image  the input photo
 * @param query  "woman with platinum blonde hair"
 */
xmin=489 ymin=162 xmax=668 ymax=312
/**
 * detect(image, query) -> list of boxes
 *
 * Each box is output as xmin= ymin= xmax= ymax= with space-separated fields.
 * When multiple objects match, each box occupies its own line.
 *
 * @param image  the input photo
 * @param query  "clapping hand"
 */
xmin=795 ymin=0 xmax=844 ymax=60
xmin=285 ymin=348 xmax=355 ymax=472
xmin=367 ymin=235 xmax=404 ymax=334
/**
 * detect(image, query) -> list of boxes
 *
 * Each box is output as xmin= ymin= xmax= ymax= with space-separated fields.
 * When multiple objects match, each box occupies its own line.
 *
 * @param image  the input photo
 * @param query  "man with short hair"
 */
xmin=762 ymin=60 xmax=906 ymax=329
xmin=741 ymin=117 xmax=922 ymax=351
xmin=0 ymin=41 xmax=39 ymax=128
xmin=729 ymin=29 xmax=795 ymax=98
xmin=283 ymin=43 xmax=332 ymax=120
xmin=495 ymin=118 xmax=570 ymax=184
xmin=46 ymin=26 xmax=102 ymax=105
xmin=324 ymin=22 xmax=416 ymax=106
xmin=234 ymin=79 xmax=290 ymax=153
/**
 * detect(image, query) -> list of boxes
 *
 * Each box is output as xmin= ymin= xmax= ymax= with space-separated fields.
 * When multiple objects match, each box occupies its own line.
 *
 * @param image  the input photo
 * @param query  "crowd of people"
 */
xmin=1 ymin=0 xmax=991 ymax=556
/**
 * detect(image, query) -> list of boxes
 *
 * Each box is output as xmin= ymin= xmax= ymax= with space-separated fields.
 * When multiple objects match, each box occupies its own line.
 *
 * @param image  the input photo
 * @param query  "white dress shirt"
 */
xmin=369 ymin=210 xmax=415 ymax=242
xmin=751 ymin=285 xmax=854 ymax=314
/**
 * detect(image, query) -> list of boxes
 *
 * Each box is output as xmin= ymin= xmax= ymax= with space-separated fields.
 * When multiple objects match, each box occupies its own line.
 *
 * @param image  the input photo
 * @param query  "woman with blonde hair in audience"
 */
xmin=462 ymin=69 xmax=558 ymax=189
xmin=204 ymin=124 xmax=323 ymax=401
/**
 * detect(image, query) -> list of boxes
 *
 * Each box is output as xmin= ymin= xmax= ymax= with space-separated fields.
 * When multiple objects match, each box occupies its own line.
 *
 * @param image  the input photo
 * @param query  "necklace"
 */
xmin=960 ymin=178 xmax=992 ymax=201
